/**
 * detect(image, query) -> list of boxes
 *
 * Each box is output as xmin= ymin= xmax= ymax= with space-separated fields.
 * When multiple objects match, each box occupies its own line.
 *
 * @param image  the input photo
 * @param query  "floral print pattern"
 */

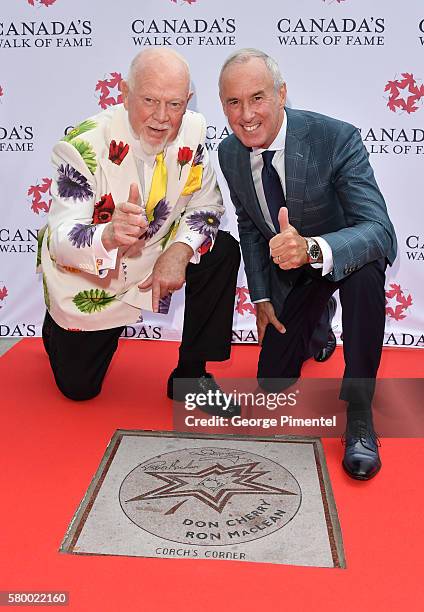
xmin=109 ymin=140 xmax=129 ymax=165
xmin=68 ymin=224 xmax=96 ymax=248
xmin=145 ymin=199 xmax=170 ymax=239
xmin=92 ymin=194 xmax=115 ymax=224
xmin=193 ymin=144 xmax=204 ymax=166
xmin=72 ymin=289 xmax=116 ymax=314
xmin=62 ymin=120 xmax=97 ymax=143
xmin=70 ymin=139 xmax=97 ymax=175
xmin=177 ymin=146 xmax=193 ymax=179
xmin=57 ymin=164 xmax=93 ymax=201
xmin=186 ymin=210 xmax=220 ymax=239
xmin=158 ymin=293 xmax=172 ymax=315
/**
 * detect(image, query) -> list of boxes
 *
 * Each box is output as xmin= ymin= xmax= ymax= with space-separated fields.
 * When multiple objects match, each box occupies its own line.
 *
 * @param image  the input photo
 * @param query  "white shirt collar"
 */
xmin=252 ymin=109 xmax=287 ymax=157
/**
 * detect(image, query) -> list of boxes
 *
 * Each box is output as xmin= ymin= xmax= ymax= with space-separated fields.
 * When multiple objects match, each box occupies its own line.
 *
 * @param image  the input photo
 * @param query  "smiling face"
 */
xmin=121 ymin=52 xmax=192 ymax=155
xmin=220 ymin=56 xmax=286 ymax=150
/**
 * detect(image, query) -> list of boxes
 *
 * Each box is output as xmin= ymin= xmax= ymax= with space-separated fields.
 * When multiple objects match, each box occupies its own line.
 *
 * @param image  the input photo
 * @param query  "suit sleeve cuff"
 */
xmin=311 ymin=236 xmax=333 ymax=276
xmin=92 ymin=224 xmax=118 ymax=276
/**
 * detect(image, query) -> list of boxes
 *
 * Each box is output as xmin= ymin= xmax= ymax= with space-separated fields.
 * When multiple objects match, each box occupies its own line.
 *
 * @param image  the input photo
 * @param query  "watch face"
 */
xmin=309 ymin=243 xmax=320 ymax=260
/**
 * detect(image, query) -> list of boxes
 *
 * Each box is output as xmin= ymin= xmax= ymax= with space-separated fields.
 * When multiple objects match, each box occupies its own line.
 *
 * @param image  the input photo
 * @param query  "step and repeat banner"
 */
xmin=1 ymin=0 xmax=423 ymax=348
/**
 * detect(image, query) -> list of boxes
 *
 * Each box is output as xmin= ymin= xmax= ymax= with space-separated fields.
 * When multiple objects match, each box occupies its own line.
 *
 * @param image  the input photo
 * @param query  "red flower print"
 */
xmin=177 ymin=146 xmax=193 ymax=179
xmin=198 ymin=237 xmax=212 ymax=256
xmin=92 ymin=193 xmax=115 ymax=224
xmin=109 ymin=140 xmax=129 ymax=165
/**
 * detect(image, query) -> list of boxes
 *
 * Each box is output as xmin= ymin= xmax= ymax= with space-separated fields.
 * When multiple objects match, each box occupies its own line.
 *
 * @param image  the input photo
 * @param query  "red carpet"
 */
xmin=0 ymin=340 xmax=423 ymax=611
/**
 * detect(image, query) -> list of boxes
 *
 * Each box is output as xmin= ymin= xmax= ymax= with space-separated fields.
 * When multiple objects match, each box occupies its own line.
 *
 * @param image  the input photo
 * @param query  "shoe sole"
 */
xmin=342 ymin=461 xmax=381 ymax=481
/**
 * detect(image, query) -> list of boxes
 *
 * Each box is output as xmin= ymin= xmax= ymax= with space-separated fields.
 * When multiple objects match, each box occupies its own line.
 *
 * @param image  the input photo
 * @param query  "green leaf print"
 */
xmin=43 ymin=274 xmax=50 ymax=310
xmin=70 ymin=139 xmax=97 ymax=174
xmin=160 ymin=219 xmax=180 ymax=251
xmin=62 ymin=119 xmax=97 ymax=143
xmin=37 ymin=224 xmax=47 ymax=268
xmin=73 ymin=289 xmax=116 ymax=314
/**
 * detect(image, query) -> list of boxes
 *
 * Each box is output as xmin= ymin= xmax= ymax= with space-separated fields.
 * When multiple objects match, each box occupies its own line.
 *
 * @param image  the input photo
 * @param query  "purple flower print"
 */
xmin=145 ymin=199 xmax=170 ymax=239
xmin=67 ymin=223 xmax=96 ymax=248
xmin=57 ymin=164 xmax=93 ymax=201
xmin=186 ymin=210 xmax=220 ymax=239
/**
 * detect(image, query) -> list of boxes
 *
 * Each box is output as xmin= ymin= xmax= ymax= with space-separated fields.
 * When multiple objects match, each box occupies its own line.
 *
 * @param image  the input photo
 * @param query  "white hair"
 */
xmin=219 ymin=48 xmax=285 ymax=93
xmin=127 ymin=48 xmax=191 ymax=90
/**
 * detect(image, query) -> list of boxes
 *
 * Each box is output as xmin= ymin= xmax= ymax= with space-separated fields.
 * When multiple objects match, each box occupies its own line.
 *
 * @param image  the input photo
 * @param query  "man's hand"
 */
xmin=138 ymin=243 xmax=194 ymax=313
xmin=269 ymin=207 xmax=308 ymax=270
xmin=101 ymin=183 xmax=147 ymax=251
xmin=255 ymin=301 xmax=286 ymax=345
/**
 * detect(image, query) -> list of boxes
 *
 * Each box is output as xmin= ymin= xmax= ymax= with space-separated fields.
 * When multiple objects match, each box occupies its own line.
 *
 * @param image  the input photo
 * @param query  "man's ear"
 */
xmin=278 ymin=83 xmax=287 ymax=108
xmin=187 ymin=91 xmax=194 ymax=104
xmin=219 ymin=94 xmax=228 ymax=117
xmin=120 ymin=80 xmax=129 ymax=110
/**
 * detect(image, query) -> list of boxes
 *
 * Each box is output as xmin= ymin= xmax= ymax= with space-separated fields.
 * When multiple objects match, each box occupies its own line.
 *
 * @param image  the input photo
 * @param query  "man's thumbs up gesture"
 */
xmin=269 ymin=206 xmax=308 ymax=269
xmin=102 ymin=183 xmax=148 ymax=252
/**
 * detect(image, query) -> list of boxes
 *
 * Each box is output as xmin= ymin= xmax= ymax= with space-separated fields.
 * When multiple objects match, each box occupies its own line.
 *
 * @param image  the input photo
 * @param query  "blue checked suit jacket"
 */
xmin=218 ymin=107 xmax=397 ymax=315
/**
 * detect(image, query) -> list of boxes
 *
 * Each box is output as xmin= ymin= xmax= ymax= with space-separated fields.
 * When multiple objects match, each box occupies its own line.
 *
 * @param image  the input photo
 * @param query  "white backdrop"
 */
xmin=1 ymin=0 xmax=423 ymax=349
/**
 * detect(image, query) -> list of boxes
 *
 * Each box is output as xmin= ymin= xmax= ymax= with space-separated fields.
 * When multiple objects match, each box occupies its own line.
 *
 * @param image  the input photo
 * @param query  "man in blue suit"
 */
xmin=218 ymin=49 xmax=397 ymax=480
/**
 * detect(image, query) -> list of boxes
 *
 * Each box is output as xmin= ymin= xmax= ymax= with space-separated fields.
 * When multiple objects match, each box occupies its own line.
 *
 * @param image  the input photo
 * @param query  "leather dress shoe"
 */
xmin=257 ymin=377 xmax=299 ymax=393
xmin=167 ymin=369 xmax=240 ymax=418
xmin=314 ymin=329 xmax=337 ymax=362
xmin=342 ymin=420 xmax=381 ymax=480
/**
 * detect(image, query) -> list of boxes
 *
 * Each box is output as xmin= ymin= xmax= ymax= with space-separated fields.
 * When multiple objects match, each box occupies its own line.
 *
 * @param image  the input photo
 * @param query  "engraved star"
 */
xmin=124 ymin=462 xmax=298 ymax=513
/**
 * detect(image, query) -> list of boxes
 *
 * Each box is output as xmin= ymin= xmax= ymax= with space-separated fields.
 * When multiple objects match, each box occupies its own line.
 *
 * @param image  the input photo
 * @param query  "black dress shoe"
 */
xmin=314 ymin=329 xmax=337 ymax=362
xmin=257 ymin=377 xmax=299 ymax=393
xmin=167 ymin=369 xmax=240 ymax=418
xmin=342 ymin=420 xmax=381 ymax=480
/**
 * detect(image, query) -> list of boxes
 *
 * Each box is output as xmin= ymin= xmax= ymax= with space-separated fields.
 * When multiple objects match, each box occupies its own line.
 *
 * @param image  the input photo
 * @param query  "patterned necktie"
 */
xmin=145 ymin=152 xmax=167 ymax=222
xmin=261 ymin=150 xmax=286 ymax=233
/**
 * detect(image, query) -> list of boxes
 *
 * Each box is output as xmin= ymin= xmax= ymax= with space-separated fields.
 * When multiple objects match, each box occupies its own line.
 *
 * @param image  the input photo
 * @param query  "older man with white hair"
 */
xmin=39 ymin=48 xmax=240 ymax=415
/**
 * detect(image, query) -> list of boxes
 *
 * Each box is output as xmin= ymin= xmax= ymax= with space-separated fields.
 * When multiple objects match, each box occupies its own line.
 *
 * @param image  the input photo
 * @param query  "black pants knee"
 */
xmin=43 ymin=230 xmax=241 ymax=400
xmin=43 ymin=311 xmax=124 ymax=401
xmin=258 ymin=259 xmax=387 ymax=404
xmin=179 ymin=230 xmax=241 ymax=361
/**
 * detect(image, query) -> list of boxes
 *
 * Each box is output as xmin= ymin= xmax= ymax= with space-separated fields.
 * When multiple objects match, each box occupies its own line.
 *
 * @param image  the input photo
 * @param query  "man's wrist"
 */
xmin=305 ymin=237 xmax=323 ymax=264
xmin=101 ymin=223 xmax=116 ymax=252
xmin=169 ymin=241 xmax=195 ymax=263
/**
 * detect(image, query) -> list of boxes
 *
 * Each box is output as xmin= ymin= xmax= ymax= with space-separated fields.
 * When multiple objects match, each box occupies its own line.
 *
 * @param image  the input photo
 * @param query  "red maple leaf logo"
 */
xmin=95 ymin=72 xmax=123 ymax=110
xmin=384 ymin=73 xmax=424 ymax=114
xmin=27 ymin=178 xmax=52 ymax=215
xmin=27 ymin=0 xmax=57 ymax=6
xmin=235 ymin=287 xmax=256 ymax=317
xmin=0 ymin=86 xmax=3 ymax=99
xmin=385 ymin=283 xmax=413 ymax=321
xmin=0 ymin=286 xmax=8 ymax=306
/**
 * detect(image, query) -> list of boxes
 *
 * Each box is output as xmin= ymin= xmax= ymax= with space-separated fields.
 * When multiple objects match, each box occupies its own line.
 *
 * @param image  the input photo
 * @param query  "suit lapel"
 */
xmin=284 ymin=108 xmax=310 ymax=233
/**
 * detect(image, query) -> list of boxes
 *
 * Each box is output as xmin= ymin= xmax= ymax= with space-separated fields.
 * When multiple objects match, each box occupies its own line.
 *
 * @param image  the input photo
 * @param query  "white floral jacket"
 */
xmin=39 ymin=104 xmax=224 ymax=331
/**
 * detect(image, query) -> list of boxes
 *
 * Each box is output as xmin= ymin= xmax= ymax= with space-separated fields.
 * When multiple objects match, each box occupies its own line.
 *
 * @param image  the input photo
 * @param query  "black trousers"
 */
xmin=258 ymin=259 xmax=387 ymax=404
xmin=43 ymin=231 xmax=240 ymax=401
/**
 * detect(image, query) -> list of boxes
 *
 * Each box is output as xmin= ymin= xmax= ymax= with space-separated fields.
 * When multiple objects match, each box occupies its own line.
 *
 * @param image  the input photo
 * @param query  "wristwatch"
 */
xmin=305 ymin=237 xmax=321 ymax=264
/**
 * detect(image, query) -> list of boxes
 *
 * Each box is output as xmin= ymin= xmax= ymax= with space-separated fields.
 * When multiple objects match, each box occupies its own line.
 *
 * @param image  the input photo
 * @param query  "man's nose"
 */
xmin=241 ymin=101 xmax=255 ymax=123
xmin=153 ymin=101 xmax=169 ymax=123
